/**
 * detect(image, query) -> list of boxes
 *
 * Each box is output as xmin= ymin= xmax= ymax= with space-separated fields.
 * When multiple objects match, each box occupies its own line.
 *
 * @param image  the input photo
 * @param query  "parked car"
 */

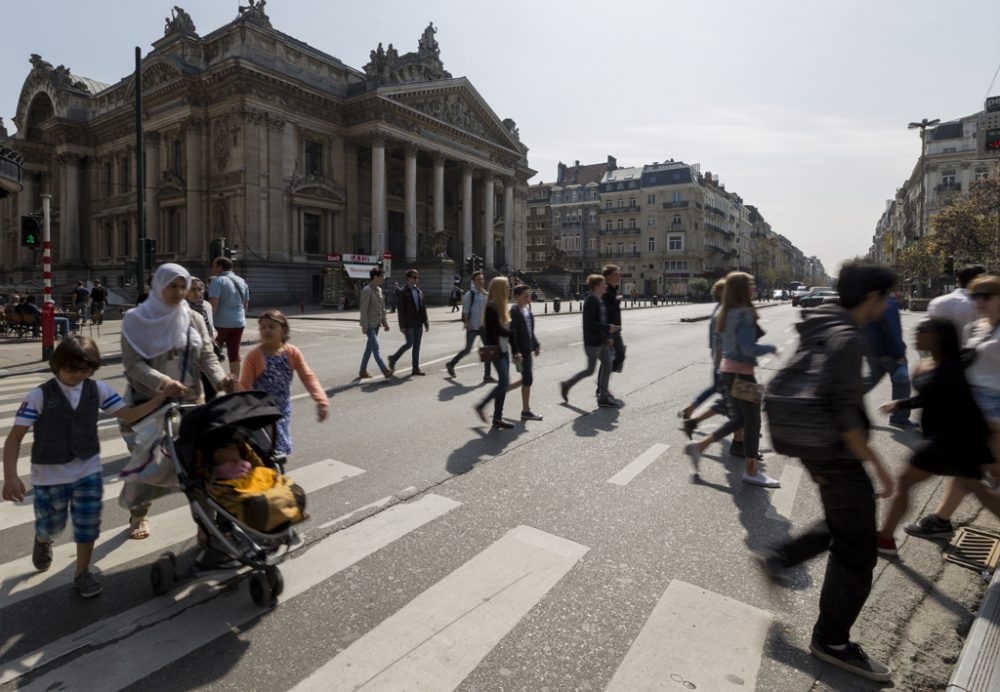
xmin=790 ymin=289 xmax=810 ymax=306
xmin=799 ymin=290 xmax=838 ymax=308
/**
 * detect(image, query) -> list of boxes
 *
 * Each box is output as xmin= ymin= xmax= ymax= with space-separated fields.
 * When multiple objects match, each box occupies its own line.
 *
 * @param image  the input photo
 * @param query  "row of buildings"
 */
xmin=0 ymin=5 xmax=533 ymax=305
xmin=868 ymin=98 xmax=1000 ymax=269
xmin=527 ymin=158 xmax=826 ymax=297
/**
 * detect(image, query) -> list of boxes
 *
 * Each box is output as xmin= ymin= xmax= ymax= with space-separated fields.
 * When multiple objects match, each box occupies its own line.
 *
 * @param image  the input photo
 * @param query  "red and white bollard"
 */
xmin=40 ymin=193 xmax=55 ymax=360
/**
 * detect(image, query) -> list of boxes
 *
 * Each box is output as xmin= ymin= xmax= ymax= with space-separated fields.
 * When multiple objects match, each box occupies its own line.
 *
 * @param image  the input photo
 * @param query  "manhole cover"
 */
xmin=944 ymin=526 xmax=1000 ymax=573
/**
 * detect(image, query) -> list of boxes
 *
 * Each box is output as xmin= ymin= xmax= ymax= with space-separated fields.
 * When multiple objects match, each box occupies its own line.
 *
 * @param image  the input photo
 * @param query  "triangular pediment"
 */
xmin=382 ymin=79 xmax=523 ymax=152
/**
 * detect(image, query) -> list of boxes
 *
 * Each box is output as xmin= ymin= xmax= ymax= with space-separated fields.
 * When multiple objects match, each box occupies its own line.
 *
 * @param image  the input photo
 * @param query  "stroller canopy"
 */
xmin=178 ymin=391 xmax=283 ymax=448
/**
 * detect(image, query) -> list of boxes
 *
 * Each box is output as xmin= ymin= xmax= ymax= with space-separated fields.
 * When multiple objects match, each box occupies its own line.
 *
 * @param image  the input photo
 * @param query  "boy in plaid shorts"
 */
xmin=1 ymin=336 xmax=166 ymax=598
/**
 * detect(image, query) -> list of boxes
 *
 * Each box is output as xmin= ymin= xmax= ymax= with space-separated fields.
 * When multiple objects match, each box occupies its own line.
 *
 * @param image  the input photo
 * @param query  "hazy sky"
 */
xmin=3 ymin=1 xmax=999 ymax=274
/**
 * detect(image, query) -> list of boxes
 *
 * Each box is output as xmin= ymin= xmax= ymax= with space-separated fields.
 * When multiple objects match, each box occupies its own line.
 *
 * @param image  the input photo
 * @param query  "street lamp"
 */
xmin=907 ymin=118 xmax=940 ymax=241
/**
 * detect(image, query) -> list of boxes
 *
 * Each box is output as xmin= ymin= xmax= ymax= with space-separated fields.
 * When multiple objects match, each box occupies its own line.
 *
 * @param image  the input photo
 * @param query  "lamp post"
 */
xmin=907 ymin=118 xmax=940 ymax=243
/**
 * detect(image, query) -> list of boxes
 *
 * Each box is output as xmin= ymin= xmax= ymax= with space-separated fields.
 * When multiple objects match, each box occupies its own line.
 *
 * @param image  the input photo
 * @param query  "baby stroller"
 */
xmin=150 ymin=390 xmax=302 ymax=607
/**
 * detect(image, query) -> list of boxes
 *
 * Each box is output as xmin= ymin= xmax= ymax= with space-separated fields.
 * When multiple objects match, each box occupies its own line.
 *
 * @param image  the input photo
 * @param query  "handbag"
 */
xmin=731 ymin=377 xmax=764 ymax=403
xmin=478 ymin=345 xmax=502 ymax=362
xmin=212 ymin=339 xmax=226 ymax=362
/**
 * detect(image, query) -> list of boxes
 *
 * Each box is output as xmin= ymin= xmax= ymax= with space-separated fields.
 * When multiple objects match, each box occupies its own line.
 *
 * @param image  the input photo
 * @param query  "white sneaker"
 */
xmin=743 ymin=471 xmax=780 ymax=488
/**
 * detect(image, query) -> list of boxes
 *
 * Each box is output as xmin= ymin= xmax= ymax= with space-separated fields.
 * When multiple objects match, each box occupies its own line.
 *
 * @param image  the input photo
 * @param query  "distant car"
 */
xmin=799 ymin=290 xmax=838 ymax=308
xmin=771 ymin=289 xmax=785 ymax=300
xmin=790 ymin=289 xmax=810 ymax=306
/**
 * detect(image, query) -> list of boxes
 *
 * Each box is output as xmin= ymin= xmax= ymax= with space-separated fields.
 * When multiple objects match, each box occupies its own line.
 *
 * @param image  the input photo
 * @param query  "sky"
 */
xmin=3 ymin=0 xmax=999 ymax=275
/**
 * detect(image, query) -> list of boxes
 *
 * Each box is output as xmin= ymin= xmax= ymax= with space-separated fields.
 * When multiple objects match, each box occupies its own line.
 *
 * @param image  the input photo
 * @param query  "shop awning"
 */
xmin=343 ymin=263 xmax=375 ymax=279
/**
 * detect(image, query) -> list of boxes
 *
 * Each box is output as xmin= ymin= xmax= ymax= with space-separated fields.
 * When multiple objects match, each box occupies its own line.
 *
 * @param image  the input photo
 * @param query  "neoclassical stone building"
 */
xmin=0 ymin=4 xmax=534 ymax=304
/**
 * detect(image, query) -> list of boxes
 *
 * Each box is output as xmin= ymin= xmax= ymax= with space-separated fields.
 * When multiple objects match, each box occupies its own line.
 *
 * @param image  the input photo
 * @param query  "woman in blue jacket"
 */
xmin=685 ymin=272 xmax=780 ymax=487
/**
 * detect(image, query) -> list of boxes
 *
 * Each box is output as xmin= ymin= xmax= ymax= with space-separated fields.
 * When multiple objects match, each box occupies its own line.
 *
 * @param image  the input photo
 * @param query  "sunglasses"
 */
xmin=972 ymin=293 xmax=999 ymax=301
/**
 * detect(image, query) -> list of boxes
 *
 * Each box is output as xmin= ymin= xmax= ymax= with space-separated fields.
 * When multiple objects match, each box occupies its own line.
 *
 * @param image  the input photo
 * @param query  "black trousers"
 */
xmin=769 ymin=458 xmax=877 ymax=646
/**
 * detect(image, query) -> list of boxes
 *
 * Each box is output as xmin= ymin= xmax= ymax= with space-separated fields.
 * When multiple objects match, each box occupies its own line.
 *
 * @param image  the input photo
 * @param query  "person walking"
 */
xmin=875 ymin=317 xmax=998 ymax=555
xmin=755 ymin=261 xmax=897 ymax=683
xmin=72 ymin=281 xmax=90 ymax=325
xmin=446 ymin=271 xmax=493 ymax=382
xmin=120 ymin=263 xmax=234 ymax=539
xmin=863 ymin=292 xmax=915 ymax=429
xmin=208 ymin=256 xmax=250 ymax=377
xmin=239 ymin=310 xmax=329 ymax=455
xmin=88 ymin=280 xmax=106 ymax=325
xmin=678 ymin=279 xmax=728 ymax=437
xmin=684 ymin=272 xmax=779 ymax=487
xmin=559 ymin=274 xmax=619 ymax=408
xmin=510 ymin=284 xmax=542 ymax=421
xmin=928 ymin=264 xmax=985 ymax=336
xmin=906 ymin=274 xmax=1000 ymax=537
xmin=475 ymin=277 xmax=515 ymax=429
xmin=358 ymin=266 xmax=393 ymax=380
xmin=388 ymin=269 xmax=429 ymax=377
xmin=186 ymin=277 xmax=219 ymax=401
xmin=603 ymin=265 xmax=626 ymax=385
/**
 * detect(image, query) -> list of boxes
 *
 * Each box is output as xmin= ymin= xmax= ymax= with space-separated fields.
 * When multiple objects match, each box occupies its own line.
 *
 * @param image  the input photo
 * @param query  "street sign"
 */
xmin=326 ymin=253 xmax=341 ymax=263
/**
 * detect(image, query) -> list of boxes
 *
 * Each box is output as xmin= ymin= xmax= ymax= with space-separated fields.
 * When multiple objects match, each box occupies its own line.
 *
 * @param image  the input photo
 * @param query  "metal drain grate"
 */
xmin=944 ymin=527 xmax=1000 ymax=573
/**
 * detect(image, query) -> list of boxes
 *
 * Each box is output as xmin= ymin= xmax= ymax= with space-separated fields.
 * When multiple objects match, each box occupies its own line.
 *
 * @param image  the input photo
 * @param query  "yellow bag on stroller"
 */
xmin=207 ymin=456 xmax=306 ymax=533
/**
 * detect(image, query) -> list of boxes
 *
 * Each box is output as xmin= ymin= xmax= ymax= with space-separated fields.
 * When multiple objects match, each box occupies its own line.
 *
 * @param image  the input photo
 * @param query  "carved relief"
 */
xmin=212 ymin=114 xmax=240 ymax=172
xmin=409 ymin=97 xmax=488 ymax=139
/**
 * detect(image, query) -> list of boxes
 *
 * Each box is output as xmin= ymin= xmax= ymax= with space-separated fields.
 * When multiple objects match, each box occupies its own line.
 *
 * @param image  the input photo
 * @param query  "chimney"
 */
xmin=574 ymin=160 xmax=580 ymax=168
xmin=557 ymin=161 xmax=566 ymax=184
xmin=607 ymin=155 xmax=617 ymax=170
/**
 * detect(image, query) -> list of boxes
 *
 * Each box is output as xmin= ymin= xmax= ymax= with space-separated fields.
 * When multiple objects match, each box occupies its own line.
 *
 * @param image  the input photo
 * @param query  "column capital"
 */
xmin=460 ymin=161 xmax=475 ymax=175
xmin=143 ymin=131 xmax=162 ymax=145
xmin=370 ymin=133 xmax=387 ymax=148
xmin=432 ymin=152 xmax=446 ymax=166
xmin=404 ymin=143 xmax=420 ymax=158
xmin=55 ymin=152 xmax=84 ymax=166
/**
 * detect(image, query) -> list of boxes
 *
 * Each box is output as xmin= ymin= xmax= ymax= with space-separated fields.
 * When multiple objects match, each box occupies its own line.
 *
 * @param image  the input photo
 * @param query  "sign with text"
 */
xmin=987 ymin=96 xmax=1000 ymax=113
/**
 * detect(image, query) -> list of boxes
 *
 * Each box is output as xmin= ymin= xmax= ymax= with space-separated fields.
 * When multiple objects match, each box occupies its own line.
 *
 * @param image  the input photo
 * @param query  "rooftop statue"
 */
xmin=164 ymin=6 xmax=197 ymax=35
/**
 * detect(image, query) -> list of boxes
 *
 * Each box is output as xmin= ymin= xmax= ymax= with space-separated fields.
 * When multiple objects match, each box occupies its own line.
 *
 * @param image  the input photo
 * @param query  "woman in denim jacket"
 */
xmin=685 ymin=272 xmax=780 ymax=487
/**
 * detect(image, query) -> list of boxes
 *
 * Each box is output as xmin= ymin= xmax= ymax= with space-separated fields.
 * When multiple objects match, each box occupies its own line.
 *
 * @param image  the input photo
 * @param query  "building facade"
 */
xmin=0 ymin=6 xmax=534 ymax=304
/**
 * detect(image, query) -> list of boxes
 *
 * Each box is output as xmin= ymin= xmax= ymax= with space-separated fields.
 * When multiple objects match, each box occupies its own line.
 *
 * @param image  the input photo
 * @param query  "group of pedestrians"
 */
xmin=0 ymin=256 xmax=331 ymax=598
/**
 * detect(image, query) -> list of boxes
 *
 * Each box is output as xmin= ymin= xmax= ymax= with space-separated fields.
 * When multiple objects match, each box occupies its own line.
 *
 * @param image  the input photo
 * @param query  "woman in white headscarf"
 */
xmin=120 ymin=263 xmax=234 ymax=538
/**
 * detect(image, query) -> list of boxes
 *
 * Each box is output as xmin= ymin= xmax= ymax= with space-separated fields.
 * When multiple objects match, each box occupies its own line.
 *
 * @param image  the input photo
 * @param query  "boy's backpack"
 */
xmin=763 ymin=324 xmax=854 ymax=460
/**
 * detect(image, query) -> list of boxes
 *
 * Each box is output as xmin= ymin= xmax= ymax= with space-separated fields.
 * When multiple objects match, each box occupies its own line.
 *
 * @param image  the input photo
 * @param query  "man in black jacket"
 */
xmin=601 ymin=264 xmax=625 ymax=395
xmin=510 ymin=285 xmax=542 ymax=421
xmin=757 ymin=261 xmax=897 ymax=683
xmin=388 ymin=269 xmax=430 ymax=376
xmin=560 ymin=274 xmax=619 ymax=408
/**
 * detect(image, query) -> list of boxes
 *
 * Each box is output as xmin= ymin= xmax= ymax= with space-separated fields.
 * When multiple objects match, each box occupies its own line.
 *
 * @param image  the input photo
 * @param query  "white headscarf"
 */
xmin=121 ymin=263 xmax=203 ymax=360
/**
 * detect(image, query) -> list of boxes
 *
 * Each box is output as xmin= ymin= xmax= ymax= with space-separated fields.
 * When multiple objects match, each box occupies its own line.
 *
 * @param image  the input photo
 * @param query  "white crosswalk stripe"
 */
xmin=0 ymin=458 xmax=365 ymax=608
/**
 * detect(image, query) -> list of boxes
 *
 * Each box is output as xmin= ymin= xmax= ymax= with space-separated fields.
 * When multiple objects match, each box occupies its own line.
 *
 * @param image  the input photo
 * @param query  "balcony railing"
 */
xmin=706 ymin=204 xmax=726 ymax=217
xmin=599 ymin=227 xmax=640 ymax=236
xmin=935 ymin=183 xmax=962 ymax=193
xmin=705 ymin=222 xmax=734 ymax=238
xmin=601 ymin=250 xmax=642 ymax=259
xmin=661 ymin=201 xmax=689 ymax=209
xmin=600 ymin=205 xmax=641 ymax=215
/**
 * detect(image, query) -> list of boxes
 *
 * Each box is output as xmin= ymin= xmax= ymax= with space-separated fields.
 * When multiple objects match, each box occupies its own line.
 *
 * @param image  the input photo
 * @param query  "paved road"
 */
xmin=0 ymin=304 xmax=990 ymax=690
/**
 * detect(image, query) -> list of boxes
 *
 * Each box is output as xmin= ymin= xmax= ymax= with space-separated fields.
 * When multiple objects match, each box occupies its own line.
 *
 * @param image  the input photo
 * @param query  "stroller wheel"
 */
xmin=265 ymin=566 xmax=284 ymax=597
xmin=151 ymin=555 xmax=176 ymax=596
xmin=249 ymin=571 xmax=275 ymax=608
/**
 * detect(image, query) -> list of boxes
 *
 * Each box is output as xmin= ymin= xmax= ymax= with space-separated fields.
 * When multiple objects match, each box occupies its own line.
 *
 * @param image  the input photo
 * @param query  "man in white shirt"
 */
xmin=928 ymin=265 xmax=985 ymax=336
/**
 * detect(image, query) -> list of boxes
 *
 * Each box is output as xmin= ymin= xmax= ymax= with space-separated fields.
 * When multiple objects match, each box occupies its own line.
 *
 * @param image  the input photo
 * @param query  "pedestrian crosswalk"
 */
xmin=0 ymin=372 xmax=786 ymax=691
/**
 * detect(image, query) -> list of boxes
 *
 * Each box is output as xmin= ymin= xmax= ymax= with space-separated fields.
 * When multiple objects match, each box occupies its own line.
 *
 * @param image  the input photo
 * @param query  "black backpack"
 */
xmin=764 ymin=324 xmax=853 ymax=459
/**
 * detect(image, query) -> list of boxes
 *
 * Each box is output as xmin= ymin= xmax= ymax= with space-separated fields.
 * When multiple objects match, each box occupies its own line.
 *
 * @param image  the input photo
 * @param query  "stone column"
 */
xmin=370 ymin=136 xmax=386 ymax=254
xmin=57 ymin=153 xmax=82 ymax=263
xmin=462 ymin=163 xmax=473 ymax=260
xmin=482 ymin=172 xmax=495 ymax=270
xmin=503 ymin=177 xmax=514 ymax=269
xmin=404 ymin=144 xmax=418 ymax=262
xmin=432 ymin=153 xmax=445 ymax=234
xmin=144 ymin=132 xmax=160 ymax=249
xmin=184 ymin=118 xmax=203 ymax=258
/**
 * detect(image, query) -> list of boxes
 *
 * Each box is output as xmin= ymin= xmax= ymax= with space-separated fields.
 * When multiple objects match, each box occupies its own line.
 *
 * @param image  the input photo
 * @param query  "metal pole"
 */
xmin=135 ymin=46 xmax=146 ymax=293
xmin=40 ymin=193 xmax=54 ymax=360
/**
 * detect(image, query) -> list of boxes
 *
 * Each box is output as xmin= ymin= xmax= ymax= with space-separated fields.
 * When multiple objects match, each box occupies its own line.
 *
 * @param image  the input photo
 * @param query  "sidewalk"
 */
xmin=0 ymin=299 xmax=707 ymax=378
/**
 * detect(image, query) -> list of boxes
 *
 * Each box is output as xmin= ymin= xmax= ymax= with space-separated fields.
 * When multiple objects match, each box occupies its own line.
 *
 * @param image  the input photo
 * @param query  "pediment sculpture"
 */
xmin=409 ymin=97 xmax=489 ymax=140
xmin=363 ymin=22 xmax=452 ymax=85
xmin=164 ymin=6 xmax=197 ymax=36
xmin=237 ymin=0 xmax=272 ymax=29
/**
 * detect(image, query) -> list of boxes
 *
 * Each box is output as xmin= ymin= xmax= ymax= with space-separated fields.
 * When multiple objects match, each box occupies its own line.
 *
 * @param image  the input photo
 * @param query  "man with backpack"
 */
xmin=757 ymin=261 xmax=897 ymax=683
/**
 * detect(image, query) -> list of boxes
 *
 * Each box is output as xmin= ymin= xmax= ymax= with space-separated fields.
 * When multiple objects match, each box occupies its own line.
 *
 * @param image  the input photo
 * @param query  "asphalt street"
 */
xmin=0 ymin=302 xmax=992 ymax=691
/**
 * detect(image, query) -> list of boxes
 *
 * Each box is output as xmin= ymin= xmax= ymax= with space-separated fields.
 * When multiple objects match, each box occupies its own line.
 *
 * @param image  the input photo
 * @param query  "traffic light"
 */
xmin=142 ymin=238 xmax=157 ymax=270
xmin=20 ymin=215 xmax=39 ymax=248
xmin=209 ymin=238 xmax=225 ymax=261
xmin=473 ymin=254 xmax=483 ymax=272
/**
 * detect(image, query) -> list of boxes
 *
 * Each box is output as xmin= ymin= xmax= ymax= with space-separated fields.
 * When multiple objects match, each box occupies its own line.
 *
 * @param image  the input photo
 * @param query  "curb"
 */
xmin=946 ymin=567 xmax=1000 ymax=691
xmin=679 ymin=301 xmax=784 ymax=323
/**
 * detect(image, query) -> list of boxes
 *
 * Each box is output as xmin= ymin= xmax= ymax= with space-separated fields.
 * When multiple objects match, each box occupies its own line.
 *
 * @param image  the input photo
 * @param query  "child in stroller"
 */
xmin=148 ymin=391 xmax=306 ymax=606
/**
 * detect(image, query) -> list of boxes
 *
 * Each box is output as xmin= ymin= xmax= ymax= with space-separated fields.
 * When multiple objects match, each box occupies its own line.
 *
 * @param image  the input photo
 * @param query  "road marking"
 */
xmin=569 ymin=340 xmax=584 ymax=346
xmin=0 ymin=458 xmax=365 ymax=608
xmin=290 ymin=525 xmax=589 ymax=692
xmin=606 ymin=444 xmax=670 ymax=486
xmin=0 ymin=376 xmax=43 ymax=391
xmin=765 ymin=462 xmax=803 ymax=524
xmin=606 ymin=579 xmax=771 ymax=691
xmin=758 ymin=357 xmax=772 ymax=368
xmin=317 ymin=494 xmax=396 ymax=529
xmin=12 ymin=494 xmax=461 ymax=691
xmin=0 ymin=438 xmax=132 ymax=529
xmin=783 ymin=326 xmax=795 ymax=333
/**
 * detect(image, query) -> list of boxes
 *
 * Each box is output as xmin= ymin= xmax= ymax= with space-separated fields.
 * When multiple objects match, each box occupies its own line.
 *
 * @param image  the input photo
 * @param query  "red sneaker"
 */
xmin=876 ymin=535 xmax=898 ymax=556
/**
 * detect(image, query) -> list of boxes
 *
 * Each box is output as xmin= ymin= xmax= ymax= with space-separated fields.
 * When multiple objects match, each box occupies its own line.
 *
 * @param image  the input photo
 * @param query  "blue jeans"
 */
xmin=447 ymin=328 xmax=492 ymax=377
xmin=391 ymin=326 xmax=424 ymax=369
xmin=361 ymin=327 xmax=387 ymax=372
xmin=479 ymin=352 xmax=510 ymax=421
xmin=863 ymin=356 xmax=911 ymax=423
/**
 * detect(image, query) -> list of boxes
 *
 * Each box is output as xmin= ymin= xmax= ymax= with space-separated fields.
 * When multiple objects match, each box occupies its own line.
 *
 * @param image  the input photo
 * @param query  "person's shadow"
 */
xmin=437 ymin=379 xmax=478 ymax=402
xmin=571 ymin=407 xmax=620 ymax=437
xmin=445 ymin=422 xmax=524 ymax=475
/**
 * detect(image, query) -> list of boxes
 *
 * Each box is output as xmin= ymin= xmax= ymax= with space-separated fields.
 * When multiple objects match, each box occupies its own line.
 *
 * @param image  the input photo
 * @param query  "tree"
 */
xmin=896 ymin=237 xmax=942 ymax=297
xmin=932 ymin=176 xmax=1000 ymax=271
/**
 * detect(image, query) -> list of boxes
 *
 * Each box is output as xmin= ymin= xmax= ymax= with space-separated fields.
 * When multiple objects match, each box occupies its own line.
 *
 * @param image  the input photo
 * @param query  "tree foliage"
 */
xmin=896 ymin=237 xmax=942 ymax=293
xmin=932 ymin=176 xmax=1000 ymax=271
